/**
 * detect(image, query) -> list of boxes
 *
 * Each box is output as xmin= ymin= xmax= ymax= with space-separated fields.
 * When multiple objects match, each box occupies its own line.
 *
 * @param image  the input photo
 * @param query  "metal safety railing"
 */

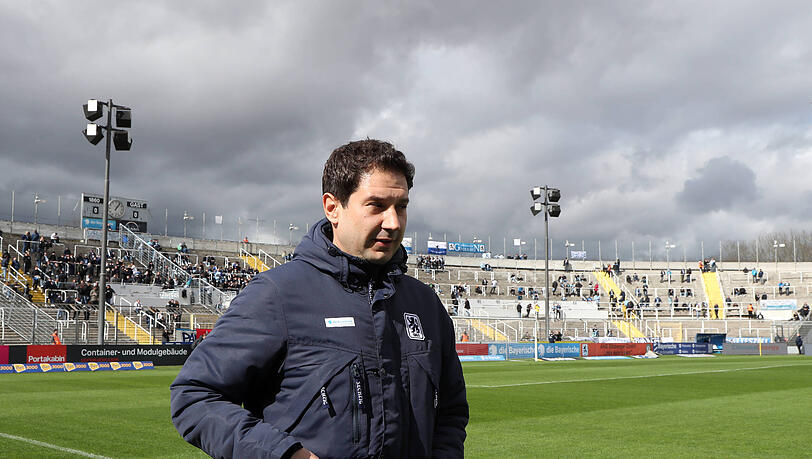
xmin=0 ymin=282 xmax=59 ymax=344
xmin=118 ymin=225 xmax=235 ymax=313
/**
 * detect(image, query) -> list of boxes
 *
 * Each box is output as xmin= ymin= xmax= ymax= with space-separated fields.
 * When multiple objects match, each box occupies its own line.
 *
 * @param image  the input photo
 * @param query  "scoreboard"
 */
xmin=81 ymin=193 xmax=149 ymax=233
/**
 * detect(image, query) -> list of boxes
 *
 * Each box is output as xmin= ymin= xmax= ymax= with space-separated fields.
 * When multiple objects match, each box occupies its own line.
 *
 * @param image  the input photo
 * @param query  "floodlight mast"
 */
xmin=98 ymin=99 xmax=113 ymax=345
xmin=530 ymin=185 xmax=561 ymax=359
xmin=82 ymin=98 xmax=132 ymax=344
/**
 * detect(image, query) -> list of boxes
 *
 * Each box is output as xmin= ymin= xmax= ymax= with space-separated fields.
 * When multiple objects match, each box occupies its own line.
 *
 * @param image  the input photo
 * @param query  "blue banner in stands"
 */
xmin=447 ymin=242 xmax=486 ymax=253
xmin=427 ymin=241 xmax=447 ymax=255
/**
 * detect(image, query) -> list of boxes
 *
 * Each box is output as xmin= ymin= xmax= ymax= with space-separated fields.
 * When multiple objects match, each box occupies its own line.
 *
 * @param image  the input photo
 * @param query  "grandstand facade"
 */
xmin=1 ymin=219 xmax=809 ymax=350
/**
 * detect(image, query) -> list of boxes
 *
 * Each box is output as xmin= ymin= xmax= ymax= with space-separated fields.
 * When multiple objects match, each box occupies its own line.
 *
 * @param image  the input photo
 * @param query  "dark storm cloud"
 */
xmin=676 ymin=156 xmax=758 ymax=213
xmin=0 ymin=0 xmax=811 ymax=248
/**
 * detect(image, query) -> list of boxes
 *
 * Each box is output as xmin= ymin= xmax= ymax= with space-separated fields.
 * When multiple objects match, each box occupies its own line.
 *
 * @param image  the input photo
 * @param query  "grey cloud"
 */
xmin=1 ymin=1 xmax=812 ymax=249
xmin=676 ymin=156 xmax=758 ymax=213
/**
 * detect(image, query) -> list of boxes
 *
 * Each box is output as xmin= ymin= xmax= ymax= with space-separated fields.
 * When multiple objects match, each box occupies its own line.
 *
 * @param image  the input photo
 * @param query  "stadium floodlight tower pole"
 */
xmin=82 ymin=99 xmax=132 ymax=344
xmin=665 ymin=241 xmax=676 ymax=296
xmin=773 ymin=240 xmax=785 ymax=272
xmin=531 ymin=186 xmax=561 ymax=357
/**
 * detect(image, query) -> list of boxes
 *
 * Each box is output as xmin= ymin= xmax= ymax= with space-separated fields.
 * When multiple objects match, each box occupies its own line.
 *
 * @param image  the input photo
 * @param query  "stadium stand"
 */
xmin=3 ymin=220 xmax=811 ymax=347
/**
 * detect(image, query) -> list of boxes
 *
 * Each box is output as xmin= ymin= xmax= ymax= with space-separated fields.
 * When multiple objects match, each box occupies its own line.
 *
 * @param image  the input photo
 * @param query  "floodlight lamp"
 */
xmin=530 ymin=187 xmax=542 ymax=200
xmin=547 ymin=203 xmax=561 ymax=217
xmin=83 ymin=99 xmax=104 ymax=121
xmin=547 ymin=188 xmax=561 ymax=202
xmin=113 ymin=131 xmax=132 ymax=151
xmin=83 ymin=123 xmax=104 ymax=145
xmin=116 ymin=109 xmax=131 ymax=128
xmin=531 ymin=202 xmax=543 ymax=216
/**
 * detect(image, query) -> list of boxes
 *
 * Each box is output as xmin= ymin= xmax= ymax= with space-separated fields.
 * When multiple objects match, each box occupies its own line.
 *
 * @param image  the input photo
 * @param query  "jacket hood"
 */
xmin=292 ymin=218 xmax=407 ymax=290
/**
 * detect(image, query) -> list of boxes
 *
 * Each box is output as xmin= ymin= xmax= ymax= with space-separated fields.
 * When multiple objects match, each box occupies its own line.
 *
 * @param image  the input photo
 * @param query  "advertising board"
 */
xmin=488 ymin=342 xmax=581 ymax=359
xmin=536 ymin=343 xmax=581 ymax=358
xmin=65 ymin=345 xmax=191 ymax=365
xmin=455 ymin=343 xmax=489 ymax=356
xmin=723 ymin=343 xmax=788 ymax=355
xmin=584 ymin=343 xmax=648 ymax=357
xmin=653 ymin=343 xmax=712 ymax=355
xmin=0 ymin=361 xmax=155 ymax=374
xmin=26 ymin=345 xmax=67 ymax=364
xmin=458 ymin=355 xmax=506 ymax=362
xmin=0 ymin=345 xmax=8 ymax=364
xmin=489 ymin=343 xmax=535 ymax=359
xmin=726 ymin=337 xmax=770 ymax=344
xmin=402 ymin=237 xmax=413 ymax=254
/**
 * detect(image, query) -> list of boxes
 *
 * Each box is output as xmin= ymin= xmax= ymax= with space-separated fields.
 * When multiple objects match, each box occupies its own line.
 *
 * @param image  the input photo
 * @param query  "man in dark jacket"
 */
xmin=171 ymin=140 xmax=468 ymax=459
xmin=797 ymin=334 xmax=804 ymax=355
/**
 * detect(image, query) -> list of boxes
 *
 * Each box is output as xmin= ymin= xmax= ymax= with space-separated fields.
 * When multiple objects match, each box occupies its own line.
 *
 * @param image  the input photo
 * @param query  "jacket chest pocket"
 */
xmin=404 ymin=351 xmax=440 ymax=457
xmin=274 ymin=352 xmax=370 ymax=456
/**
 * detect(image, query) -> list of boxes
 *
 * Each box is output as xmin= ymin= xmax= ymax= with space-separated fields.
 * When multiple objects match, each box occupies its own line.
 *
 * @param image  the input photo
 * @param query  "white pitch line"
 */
xmin=0 ymin=432 xmax=111 ymax=458
xmin=467 ymin=362 xmax=812 ymax=388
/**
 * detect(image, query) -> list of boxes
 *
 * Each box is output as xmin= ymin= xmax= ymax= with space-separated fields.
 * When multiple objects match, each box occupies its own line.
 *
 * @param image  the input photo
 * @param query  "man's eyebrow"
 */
xmin=366 ymin=195 xmax=409 ymax=204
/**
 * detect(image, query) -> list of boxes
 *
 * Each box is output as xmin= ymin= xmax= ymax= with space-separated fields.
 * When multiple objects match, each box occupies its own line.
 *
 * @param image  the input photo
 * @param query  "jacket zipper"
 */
xmin=351 ymin=362 xmax=364 ymax=443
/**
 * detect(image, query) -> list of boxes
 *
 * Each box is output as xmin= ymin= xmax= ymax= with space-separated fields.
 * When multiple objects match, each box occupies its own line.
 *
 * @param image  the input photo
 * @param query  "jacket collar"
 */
xmin=293 ymin=218 xmax=407 ymax=291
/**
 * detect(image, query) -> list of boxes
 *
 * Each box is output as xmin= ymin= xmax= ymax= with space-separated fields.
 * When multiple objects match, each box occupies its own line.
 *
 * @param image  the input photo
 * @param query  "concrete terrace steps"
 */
xmin=701 ymin=271 xmax=726 ymax=319
xmin=240 ymin=253 xmax=270 ymax=273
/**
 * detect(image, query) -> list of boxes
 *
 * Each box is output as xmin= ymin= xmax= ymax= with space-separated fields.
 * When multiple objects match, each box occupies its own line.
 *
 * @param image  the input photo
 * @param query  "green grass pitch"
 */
xmin=0 ymin=355 xmax=809 ymax=458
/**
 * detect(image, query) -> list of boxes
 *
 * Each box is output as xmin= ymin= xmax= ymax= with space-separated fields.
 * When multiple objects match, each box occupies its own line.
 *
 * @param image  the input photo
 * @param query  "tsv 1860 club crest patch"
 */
xmin=403 ymin=313 xmax=425 ymax=341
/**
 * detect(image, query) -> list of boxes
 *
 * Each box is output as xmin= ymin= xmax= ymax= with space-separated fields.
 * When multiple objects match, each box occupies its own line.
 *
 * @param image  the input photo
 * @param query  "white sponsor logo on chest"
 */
xmin=404 ymin=313 xmax=425 ymax=340
xmin=324 ymin=317 xmax=356 ymax=328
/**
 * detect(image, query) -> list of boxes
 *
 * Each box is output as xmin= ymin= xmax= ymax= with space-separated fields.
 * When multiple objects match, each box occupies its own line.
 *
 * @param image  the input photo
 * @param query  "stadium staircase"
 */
xmin=240 ymin=248 xmax=270 ymax=272
xmin=612 ymin=320 xmax=646 ymax=340
xmin=470 ymin=318 xmax=509 ymax=341
xmin=701 ymin=271 xmax=726 ymax=319
xmin=119 ymin=225 xmax=235 ymax=314
xmin=595 ymin=271 xmax=621 ymax=298
xmin=104 ymin=307 xmax=154 ymax=344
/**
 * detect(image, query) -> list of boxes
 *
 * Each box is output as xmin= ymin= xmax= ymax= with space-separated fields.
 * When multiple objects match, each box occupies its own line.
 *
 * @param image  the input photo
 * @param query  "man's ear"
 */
xmin=323 ymin=193 xmax=340 ymax=225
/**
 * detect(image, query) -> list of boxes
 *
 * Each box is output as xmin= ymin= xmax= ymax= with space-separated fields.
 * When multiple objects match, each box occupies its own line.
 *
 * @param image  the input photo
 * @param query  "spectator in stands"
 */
xmin=51 ymin=328 xmax=61 ymax=345
xmin=751 ymin=268 xmax=758 ymax=283
xmin=797 ymin=334 xmax=804 ymax=355
xmin=801 ymin=303 xmax=810 ymax=319
xmin=758 ymin=269 xmax=764 ymax=284
xmin=747 ymin=304 xmax=755 ymax=319
xmin=22 ymin=250 xmax=32 ymax=274
xmin=460 ymin=331 xmax=469 ymax=342
xmin=516 ymin=303 xmax=522 ymax=318
xmin=0 ymin=251 xmax=9 ymax=279
xmin=525 ymin=303 xmax=531 ymax=318
xmin=463 ymin=298 xmax=471 ymax=316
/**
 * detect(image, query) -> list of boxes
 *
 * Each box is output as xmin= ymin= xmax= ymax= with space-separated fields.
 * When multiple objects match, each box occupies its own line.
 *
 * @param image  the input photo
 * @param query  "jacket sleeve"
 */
xmin=431 ymin=307 xmax=469 ymax=458
xmin=170 ymin=275 xmax=300 ymax=459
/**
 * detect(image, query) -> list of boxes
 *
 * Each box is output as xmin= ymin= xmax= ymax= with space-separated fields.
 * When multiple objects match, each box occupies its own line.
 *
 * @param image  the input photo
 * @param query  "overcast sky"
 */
xmin=1 ymin=1 xmax=811 ymax=257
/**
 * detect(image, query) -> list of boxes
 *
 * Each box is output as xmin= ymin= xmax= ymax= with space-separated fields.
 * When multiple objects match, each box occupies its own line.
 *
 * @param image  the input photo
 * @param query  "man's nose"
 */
xmin=381 ymin=206 xmax=401 ymax=231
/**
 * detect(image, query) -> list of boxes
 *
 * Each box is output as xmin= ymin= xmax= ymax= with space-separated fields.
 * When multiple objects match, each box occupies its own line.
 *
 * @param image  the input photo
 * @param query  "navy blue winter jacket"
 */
xmin=170 ymin=219 xmax=468 ymax=458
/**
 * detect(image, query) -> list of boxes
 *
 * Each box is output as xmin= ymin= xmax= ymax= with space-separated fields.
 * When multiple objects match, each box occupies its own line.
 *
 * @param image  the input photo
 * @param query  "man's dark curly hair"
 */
xmin=322 ymin=139 xmax=415 ymax=206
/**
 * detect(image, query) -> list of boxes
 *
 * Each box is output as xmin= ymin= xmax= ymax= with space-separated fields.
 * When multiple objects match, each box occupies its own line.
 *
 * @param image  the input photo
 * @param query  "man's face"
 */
xmin=325 ymin=168 xmax=409 ymax=265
